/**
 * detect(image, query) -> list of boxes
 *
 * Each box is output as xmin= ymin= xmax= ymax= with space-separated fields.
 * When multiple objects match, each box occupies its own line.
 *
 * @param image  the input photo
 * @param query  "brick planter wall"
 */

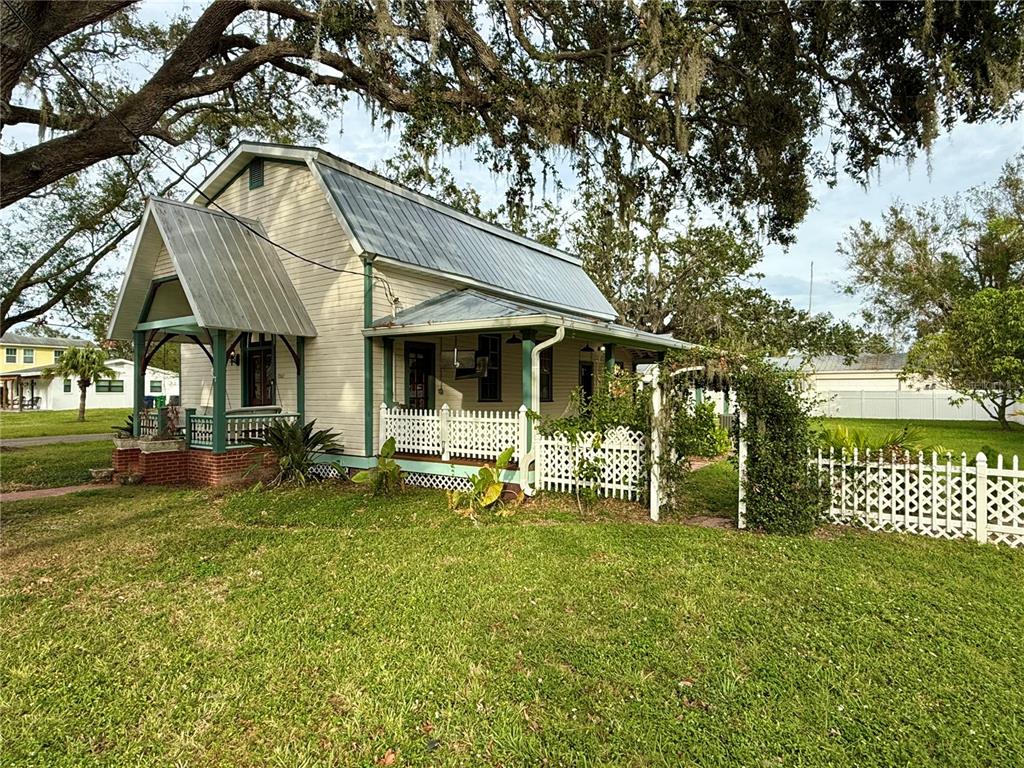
xmin=112 ymin=444 xmax=274 ymax=486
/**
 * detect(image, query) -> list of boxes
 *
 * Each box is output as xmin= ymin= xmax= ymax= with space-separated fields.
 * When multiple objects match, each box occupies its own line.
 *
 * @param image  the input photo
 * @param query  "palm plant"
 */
xmin=246 ymin=418 xmax=343 ymax=486
xmin=43 ymin=346 xmax=116 ymax=422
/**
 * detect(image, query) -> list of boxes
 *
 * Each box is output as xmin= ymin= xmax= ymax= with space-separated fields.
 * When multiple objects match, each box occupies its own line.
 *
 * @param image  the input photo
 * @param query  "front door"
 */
xmin=245 ymin=335 xmax=275 ymax=407
xmin=405 ymin=342 xmax=435 ymax=409
xmin=579 ymin=361 xmax=595 ymax=402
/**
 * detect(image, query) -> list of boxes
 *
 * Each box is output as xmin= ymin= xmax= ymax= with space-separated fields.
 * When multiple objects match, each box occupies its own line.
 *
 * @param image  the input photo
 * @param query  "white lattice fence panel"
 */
xmin=446 ymin=408 xmax=520 ymax=461
xmin=813 ymin=449 xmax=1024 ymax=547
xmin=987 ymin=455 xmax=1024 ymax=547
xmin=537 ymin=426 xmax=647 ymax=500
xmin=405 ymin=472 xmax=473 ymax=492
xmin=381 ymin=407 xmax=441 ymax=454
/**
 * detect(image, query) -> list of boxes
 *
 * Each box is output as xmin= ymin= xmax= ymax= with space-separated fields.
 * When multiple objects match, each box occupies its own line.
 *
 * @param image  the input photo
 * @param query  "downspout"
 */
xmin=521 ymin=325 xmax=565 ymax=495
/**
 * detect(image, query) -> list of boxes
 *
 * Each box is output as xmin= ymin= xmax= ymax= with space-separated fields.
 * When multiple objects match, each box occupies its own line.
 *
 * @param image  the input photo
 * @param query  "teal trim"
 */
xmin=695 ymin=387 xmax=704 ymax=406
xmin=135 ymin=315 xmax=197 ymax=331
xmin=312 ymin=453 xmax=375 ymax=470
xmin=521 ymin=332 xmax=535 ymax=452
xmin=212 ymin=329 xmax=227 ymax=454
xmin=383 ymin=337 xmax=394 ymax=407
xmin=137 ymin=275 xmax=181 ymax=324
xmin=310 ymin=454 xmax=523 ymax=484
xmin=239 ymin=334 xmax=250 ymax=406
xmin=604 ymin=342 xmax=616 ymax=376
xmin=363 ymin=259 xmax=374 ymax=456
xmin=296 ymin=336 xmax=306 ymax=422
xmin=132 ymin=330 xmax=145 ymax=437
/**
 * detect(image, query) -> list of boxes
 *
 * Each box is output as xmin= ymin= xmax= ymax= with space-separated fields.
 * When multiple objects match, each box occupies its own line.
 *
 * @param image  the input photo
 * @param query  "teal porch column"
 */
xmin=132 ymin=330 xmax=145 ymax=437
xmin=296 ymin=336 xmax=306 ymax=423
xmin=521 ymin=330 xmax=536 ymax=451
xmin=239 ymin=333 xmax=250 ymax=407
xmin=212 ymin=329 xmax=227 ymax=453
xmin=363 ymin=259 xmax=375 ymax=456
xmin=383 ymin=337 xmax=394 ymax=407
xmin=604 ymin=342 xmax=617 ymax=378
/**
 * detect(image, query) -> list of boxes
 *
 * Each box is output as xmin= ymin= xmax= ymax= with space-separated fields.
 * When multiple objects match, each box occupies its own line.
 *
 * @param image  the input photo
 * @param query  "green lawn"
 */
xmin=818 ymin=417 xmax=1024 ymax=459
xmin=3 ymin=481 xmax=1021 ymax=766
xmin=0 ymin=407 xmax=131 ymax=439
xmin=0 ymin=441 xmax=113 ymax=492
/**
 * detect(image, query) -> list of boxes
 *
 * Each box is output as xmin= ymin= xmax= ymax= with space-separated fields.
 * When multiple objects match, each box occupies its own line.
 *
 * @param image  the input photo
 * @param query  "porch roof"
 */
xmin=108 ymin=198 xmax=317 ymax=340
xmin=366 ymin=289 xmax=689 ymax=351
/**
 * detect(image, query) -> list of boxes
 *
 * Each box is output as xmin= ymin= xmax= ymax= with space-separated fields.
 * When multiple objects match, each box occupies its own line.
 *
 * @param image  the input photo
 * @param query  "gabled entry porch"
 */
xmin=108 ymin=197 xmax=317 ymax=468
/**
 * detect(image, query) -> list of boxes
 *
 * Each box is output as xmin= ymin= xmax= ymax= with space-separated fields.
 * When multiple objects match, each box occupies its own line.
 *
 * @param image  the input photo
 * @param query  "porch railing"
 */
xmin=380 ymin=403 xmax=527 ymax=463
xmin=138 ymin=411 xmax=160 ymax=436
xmin=186 ymin=411 xmax=300 ymax=449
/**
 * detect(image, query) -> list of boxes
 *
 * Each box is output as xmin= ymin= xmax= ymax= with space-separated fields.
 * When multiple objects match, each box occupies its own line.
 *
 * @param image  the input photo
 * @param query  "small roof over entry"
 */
xmin=109 ymin=197 xmax=316 ymax=340
xmin=367 ymin=289 xmax=688 ymax=352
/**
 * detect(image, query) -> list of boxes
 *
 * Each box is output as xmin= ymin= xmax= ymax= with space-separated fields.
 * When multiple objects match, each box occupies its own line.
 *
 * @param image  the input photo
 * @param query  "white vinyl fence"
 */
xmin=536 ymin=426 xmax=647 ymax=500
xmin=813 ymin=449 xmax=1023 ymax=547
xmin=815 ymin=389 xmax=1024 ymax=423
xmin=380 ymin=403 xmax=526 ymax=463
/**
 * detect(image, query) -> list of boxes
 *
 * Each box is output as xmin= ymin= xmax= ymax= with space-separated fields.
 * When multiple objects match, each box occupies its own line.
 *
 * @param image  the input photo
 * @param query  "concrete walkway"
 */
xmin=1 ymin=483 xmax=115 ymax=503
xmin=1 ymin=433 xmax=111 ymax=447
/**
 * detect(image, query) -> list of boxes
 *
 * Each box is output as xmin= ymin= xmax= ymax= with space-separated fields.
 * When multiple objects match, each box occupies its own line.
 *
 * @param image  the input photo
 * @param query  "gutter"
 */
xmin=521 ymin=326 xmax=566 ymax=496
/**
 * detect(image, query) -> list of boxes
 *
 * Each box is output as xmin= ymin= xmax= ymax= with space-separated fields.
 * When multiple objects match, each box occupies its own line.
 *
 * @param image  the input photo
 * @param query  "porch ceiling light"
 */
xmin=580 ymin=343 xmax=594 ymax=353
xmin=506 ymin=333 xmax=523 ymax=345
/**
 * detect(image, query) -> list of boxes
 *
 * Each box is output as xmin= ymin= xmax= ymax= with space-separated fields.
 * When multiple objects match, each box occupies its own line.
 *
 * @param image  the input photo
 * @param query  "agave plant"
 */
xmin=246 ymin=419 xmax=343 ymax=486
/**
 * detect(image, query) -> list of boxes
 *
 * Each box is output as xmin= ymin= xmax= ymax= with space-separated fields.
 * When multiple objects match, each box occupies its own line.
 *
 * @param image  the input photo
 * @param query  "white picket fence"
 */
xmin=380 ymin=403 xmax=526 ymax=462
xmin=536 ymin=426 xmax=647 ymax=500
xmin=812 ymin=448 xmax=1024 ymax=547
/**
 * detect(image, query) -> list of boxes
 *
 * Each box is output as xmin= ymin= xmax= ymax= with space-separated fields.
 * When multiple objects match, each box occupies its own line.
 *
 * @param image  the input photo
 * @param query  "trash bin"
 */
xmin=143 ymin=396 xmax=155 ymax=408
xmin=154 ymin=396 xmax=167 ymax=408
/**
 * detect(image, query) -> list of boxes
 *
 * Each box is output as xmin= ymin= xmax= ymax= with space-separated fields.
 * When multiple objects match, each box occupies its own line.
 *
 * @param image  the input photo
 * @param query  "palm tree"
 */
xmin=44 ymin=347 xmax=116 ymax=421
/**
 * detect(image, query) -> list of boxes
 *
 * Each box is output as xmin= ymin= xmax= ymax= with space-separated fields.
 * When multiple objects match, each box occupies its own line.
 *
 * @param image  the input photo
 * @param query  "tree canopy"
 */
xmin=841 ymin=153 xmax=1024 ymax=345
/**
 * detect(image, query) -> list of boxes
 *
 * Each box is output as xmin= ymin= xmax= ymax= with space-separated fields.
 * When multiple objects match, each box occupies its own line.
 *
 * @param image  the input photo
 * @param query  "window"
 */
xmin=150 ymin=379 xmax=162 ymax=393
xmin=22 ymin=348 xmax=34 ymax=363
xmin=4 ymin=348 xmax=15 ymax=363
xmin=540 ymin=347 xmax=554 ymax=402
xmin=63 ymin=378 xmax=72 ymax=393
xmin=53 ymin=349 xmax=63 ymax=362
xmin=248 ymin=157 xmax=264 ymax=189
xmin=477 ymin=334 xmax=501 ymax=402
xmin=96 ymin=379 xmax=124 ymax=393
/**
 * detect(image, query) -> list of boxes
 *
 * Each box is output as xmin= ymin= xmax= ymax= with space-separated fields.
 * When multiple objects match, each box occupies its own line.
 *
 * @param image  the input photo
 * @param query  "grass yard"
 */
xmin=0 ymin=407 xmax=130 ymax=439
xmin=3 ymin=481 xmax=1022 ymax=767
xmin=0 ymin=441 xmax=113 ymax=492
xmin=817 ymin=417 xmax=1024 ymax=459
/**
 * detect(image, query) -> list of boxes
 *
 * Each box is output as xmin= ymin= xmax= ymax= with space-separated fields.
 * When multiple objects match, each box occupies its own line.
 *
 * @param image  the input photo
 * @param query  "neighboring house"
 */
xmin=0 ymin=333 xmax=91 ymax=409
xmin=771 ymin=353 xmax=1024 ymax=423
xmin=107 ymin=142 xmax=685 ymax=485
xmin=0 ymin=357 xmax=179 ymax=411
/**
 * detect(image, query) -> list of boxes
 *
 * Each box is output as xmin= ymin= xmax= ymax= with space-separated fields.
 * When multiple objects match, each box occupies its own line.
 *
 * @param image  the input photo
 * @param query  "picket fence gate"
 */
xmin=812 ymin=448 xmax=1024 ymax=548
xmin=535 ymin=426 xmax=647 ymax=500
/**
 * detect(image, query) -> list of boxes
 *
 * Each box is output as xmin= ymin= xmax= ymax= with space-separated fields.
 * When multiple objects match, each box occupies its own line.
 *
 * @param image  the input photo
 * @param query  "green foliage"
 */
xmin=815 ymin=423 xmax=948 ymax=460
xmin=448 ymin=446 xmax=518 ymax=518
xmin=537 ymin=371 xmax=650 ymax=438
xmin=905 ymin=287 xmax=1024 ymax=427
xmin=246 ymin=419 xmax=343 ymax=487
xmin=351 ymin=437 xmax=404 ymax=497
xmin=112 ymin=414 xmax=134 ymax=438
xmin=667 ymin=399 xmax=732 ymax=460
xmin=842 ymin=153 xmax=1024 ymax=343
xmin=734 ymin=360 xmax=829 ymax=535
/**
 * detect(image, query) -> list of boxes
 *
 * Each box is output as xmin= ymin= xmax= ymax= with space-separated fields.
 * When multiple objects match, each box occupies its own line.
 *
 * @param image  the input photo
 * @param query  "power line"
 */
xmin=2 ymin=0 xmax=398 ymax=306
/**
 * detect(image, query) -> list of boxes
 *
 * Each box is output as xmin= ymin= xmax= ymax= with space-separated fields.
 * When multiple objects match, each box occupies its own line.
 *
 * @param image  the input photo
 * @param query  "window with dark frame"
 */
xmin=151 ymin=379 xmax=162 ymax=393
xmin=53 ymin=349 xmax=63 ymax=361
xmin=22 ymin=348 xmax=33 ymax=363
xmin=63 ymin=378 xmax=72 ymax=393
xmin=96 ymin=379 xmax=124 ymax=393
xmin=248 ymin=157 xmax=265 ymax=189
xmin=478 ymin=334 xmax=501 ymax=402
xmin=540 ymin=347 xmax=554 ymax=402
xmin=5 ymin=348 xmax=15 ymax=363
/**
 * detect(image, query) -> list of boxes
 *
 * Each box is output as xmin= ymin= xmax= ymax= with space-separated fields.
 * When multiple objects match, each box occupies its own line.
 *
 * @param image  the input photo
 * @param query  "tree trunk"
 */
xmin=78 ymin=379 xmax=88 ymax=421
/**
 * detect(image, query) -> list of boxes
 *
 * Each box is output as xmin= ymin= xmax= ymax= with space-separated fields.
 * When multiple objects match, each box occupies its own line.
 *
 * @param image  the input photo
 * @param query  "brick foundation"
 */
xmin=111 ymin=444 xmax=274 ymax=487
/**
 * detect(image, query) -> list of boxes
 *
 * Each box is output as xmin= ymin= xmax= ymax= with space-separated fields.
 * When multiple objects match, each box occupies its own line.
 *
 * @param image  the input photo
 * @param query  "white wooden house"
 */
xmin=107 ymin=142 xmax=685 ymax=486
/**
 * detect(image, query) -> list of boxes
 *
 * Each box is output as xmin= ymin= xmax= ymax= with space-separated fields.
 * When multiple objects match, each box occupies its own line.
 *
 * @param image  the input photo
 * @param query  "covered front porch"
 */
xmin=365 ymin=289 xmax=688 ymax=471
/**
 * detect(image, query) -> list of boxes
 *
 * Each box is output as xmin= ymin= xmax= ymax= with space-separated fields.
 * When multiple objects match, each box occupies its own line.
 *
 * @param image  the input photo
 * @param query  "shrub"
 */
xmin=352 ymin=437 xmax=404 ymax=496
xmin=448 ymin=446 xmax=519 ymax=518
xmin=734 ymin=360 xmax=829 ymax=535
xmin=246 ymin=418 xmax=343 ymax=486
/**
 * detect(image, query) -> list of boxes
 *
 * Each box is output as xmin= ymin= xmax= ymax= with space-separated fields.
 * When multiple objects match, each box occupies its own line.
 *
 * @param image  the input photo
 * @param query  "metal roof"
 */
xmin=0 ymin=333 xmax=90 ymax=348
xmin=369 ymin=289 xmax=688 ymax=351
xmin=109 ymin=198 xmax=316 ymax=339
xmin=771 ymin=353 xmax=908 ymax=372
xmin=316 ymin=161 xmax=618 ymax=320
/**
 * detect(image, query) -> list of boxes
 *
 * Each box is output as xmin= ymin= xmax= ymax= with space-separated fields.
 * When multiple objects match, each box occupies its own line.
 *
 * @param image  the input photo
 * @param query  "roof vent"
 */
xmin=248 ymin=157 xmax=264 ymax=189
